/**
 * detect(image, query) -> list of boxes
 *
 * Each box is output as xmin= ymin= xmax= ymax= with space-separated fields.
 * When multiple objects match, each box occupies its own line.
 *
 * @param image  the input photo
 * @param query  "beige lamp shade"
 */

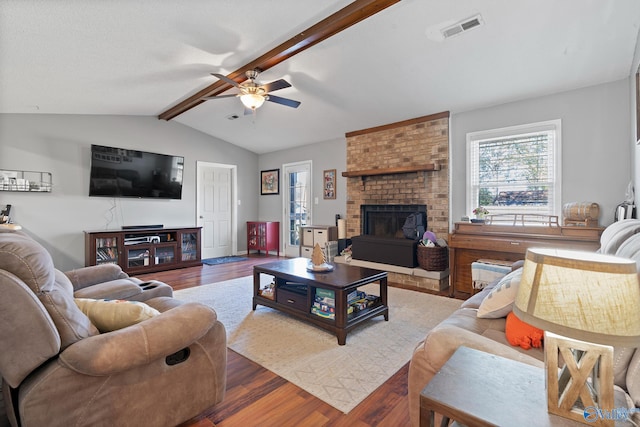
xmin=513 ymin=248 xmax=640 ymax=348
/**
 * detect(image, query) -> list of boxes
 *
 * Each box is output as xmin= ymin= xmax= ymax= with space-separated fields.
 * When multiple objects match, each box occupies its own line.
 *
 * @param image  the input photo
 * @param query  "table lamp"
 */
xmin=513 ymin=248 xmax=640 ymax=426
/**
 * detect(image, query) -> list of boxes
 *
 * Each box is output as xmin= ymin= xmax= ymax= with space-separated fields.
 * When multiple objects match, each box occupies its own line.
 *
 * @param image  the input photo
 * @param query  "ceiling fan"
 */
xmin=203 ymin=69 xmax=301 ymax=113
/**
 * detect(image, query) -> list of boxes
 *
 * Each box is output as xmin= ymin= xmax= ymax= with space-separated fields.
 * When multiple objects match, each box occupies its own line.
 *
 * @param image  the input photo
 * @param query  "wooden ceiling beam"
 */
xmin=158 ymin=0 xmax=401 ymax=121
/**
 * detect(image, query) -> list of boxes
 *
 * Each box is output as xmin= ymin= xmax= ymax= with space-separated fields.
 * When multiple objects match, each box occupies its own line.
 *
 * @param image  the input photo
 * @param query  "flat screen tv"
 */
xmin=89 ymin=144 xmax=184 ymax=199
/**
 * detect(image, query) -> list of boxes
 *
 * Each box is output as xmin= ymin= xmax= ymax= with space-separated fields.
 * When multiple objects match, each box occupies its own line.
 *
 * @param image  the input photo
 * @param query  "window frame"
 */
xmin=466 ymin=119 xmax=562 ymax=219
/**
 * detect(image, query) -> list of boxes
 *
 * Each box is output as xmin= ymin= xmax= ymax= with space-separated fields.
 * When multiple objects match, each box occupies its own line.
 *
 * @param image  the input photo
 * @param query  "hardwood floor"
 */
xmin=137 ymin=255 xmax=413 ymax=427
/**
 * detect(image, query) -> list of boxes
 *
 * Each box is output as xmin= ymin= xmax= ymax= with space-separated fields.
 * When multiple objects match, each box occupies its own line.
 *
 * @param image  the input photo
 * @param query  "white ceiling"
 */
xmin=1 ymin=0 xmax=640 ymax=154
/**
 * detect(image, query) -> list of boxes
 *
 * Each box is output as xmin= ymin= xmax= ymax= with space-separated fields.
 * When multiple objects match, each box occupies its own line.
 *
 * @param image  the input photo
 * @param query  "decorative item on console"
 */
xmin=472 ymin=206 xmax=489 ymax=223
xmin=562 ymin=202 xmax=600 ymax=227
xmin=0 ymin=204 xmax=22 ymax=231
xmin=0 ymin=204 xmax=12 ymax=224
xmin=615 ymin=182 xmax=635 ymax=221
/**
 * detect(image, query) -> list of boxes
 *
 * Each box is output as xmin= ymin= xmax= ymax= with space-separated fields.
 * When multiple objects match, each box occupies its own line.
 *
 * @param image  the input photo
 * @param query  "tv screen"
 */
xmin=89 ymin=144 xmax=184 ymax=199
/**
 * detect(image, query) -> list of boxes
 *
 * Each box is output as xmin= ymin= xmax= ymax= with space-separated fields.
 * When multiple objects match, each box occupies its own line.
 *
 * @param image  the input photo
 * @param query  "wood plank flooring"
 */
xmin=137 ymin=255 xmax=413 ymax=427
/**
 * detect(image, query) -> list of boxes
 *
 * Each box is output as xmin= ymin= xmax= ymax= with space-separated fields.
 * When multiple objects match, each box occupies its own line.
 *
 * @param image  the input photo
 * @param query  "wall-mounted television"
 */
xmin=89 ymin=144 xmax=184 ymax=199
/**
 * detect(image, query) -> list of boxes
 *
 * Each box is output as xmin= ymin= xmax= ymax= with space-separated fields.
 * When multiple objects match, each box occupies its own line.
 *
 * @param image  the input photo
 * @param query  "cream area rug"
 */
xmin=174 ymin=276 xmax=461 ymax=414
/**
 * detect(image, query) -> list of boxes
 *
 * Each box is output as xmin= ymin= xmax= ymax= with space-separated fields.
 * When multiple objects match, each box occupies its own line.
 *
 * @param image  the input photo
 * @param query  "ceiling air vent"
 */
xmin=438 ymin=14 xmax=484 ymax=40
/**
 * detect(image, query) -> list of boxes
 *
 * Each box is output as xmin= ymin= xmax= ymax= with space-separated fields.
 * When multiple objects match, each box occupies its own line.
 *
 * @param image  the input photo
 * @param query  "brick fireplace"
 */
xmin=343 ymin=111 xmax=450 ymax=291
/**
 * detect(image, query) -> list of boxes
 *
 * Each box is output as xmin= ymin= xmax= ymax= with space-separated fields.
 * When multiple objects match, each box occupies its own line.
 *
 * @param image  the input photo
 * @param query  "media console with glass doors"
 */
xmin=84 ymin=226 xmax=201 ymax=274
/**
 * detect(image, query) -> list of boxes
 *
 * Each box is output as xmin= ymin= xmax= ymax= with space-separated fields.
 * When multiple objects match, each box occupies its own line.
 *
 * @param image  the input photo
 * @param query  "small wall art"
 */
xmin=323 ymin=169 xmax=336 ymax=199
xmin=260 ymin=169 xmax=280 ymax=195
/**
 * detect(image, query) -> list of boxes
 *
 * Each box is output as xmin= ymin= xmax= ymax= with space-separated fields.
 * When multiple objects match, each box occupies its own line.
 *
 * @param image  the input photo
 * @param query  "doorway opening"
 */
xmin=283 ymin=161 xmax=312 ymax=257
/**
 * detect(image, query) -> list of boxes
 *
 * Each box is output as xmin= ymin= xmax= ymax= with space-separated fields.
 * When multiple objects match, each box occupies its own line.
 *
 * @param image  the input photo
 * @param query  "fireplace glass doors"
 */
xmin=361 ymin=204 xmax=427 ymax=238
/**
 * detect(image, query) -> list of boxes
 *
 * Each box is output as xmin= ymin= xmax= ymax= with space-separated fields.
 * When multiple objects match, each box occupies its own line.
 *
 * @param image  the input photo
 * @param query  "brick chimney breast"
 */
xmin=345 ymin=112 xmax=450 ymax=239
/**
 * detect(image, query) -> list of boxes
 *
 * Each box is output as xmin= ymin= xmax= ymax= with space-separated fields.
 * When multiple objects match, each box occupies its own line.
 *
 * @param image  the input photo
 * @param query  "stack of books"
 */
xmin=348 ymin=290 xmax=380 ymax=315
xmin=311 ymin=288 xmax=335 ymax=319
xmin=311 ymin=288 xmax=382 ymax=319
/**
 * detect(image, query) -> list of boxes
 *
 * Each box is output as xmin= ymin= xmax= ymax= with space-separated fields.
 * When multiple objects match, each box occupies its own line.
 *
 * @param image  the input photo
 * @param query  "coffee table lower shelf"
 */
xmin=253 ymin=258 xmax=388 ymax=345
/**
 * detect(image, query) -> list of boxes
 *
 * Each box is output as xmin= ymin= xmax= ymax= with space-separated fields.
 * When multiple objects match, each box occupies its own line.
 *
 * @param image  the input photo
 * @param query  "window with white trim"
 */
xmin=466 ymin=120 xmax=562 ymax=220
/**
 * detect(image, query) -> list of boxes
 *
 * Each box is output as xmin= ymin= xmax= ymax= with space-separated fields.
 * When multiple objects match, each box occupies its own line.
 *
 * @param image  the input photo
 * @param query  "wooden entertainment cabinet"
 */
xmin=84 ymin=226 xmax=201 ymax=274
xmin=448 ymin=222 xmax=604 ymax=299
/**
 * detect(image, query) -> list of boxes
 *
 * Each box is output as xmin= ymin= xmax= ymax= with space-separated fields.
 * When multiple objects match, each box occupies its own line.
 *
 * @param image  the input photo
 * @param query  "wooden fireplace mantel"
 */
xmin=341 ymin=164 xmax=441 ymax=178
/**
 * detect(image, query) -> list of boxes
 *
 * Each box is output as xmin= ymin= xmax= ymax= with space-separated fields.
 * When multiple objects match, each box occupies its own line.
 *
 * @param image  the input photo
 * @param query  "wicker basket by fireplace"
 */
xmin=417 ymin=245 xmax=448 ymax=271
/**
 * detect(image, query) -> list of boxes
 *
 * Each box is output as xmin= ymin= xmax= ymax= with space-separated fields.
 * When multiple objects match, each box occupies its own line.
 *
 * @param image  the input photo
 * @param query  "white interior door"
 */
xmin=283 ymin=161 xmax=312 ymax=257
xmin=197 ymin=162 xmax=236 ymax=259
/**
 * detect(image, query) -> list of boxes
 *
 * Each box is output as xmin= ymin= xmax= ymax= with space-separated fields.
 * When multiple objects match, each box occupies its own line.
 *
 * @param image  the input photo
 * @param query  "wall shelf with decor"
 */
xmin=0 ymin=170 xmax=52 ymax=192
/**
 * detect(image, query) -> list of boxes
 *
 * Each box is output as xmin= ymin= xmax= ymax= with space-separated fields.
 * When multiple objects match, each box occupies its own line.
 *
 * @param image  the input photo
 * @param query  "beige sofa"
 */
xmin=408 ymin=219 xmax=640 ymax=426
xmin=0 ymin=229 xmax=227 ymax=427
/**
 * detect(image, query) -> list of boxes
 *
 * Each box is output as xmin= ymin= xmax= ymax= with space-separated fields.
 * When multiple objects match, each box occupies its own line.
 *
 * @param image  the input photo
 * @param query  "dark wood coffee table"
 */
xmin=253 ymin=257 xmax=388 ymax=345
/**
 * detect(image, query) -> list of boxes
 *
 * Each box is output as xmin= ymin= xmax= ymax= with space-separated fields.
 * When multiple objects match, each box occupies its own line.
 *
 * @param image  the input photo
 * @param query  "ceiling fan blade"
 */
xmin=202 ymin=94 xmax=238 ymax=100
xmin=261 ymin=79 xmax=291 ymax=93
xmin=266 ymin=94 xmax=301 ymax=108
xmin=211 ymin=73 xmax=242 ymax=88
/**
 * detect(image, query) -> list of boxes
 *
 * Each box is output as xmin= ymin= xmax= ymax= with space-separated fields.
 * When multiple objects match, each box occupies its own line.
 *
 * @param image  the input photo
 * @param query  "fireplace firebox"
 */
xmin=361 ymin=204 xmax=427 ymax=238
xmin=351 ymin=204 xmax=427 ymax=268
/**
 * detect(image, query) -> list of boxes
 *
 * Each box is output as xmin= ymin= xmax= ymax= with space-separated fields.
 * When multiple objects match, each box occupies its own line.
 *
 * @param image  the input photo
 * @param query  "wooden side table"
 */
xmin=420 ymin=346 xmax=583 ymax=427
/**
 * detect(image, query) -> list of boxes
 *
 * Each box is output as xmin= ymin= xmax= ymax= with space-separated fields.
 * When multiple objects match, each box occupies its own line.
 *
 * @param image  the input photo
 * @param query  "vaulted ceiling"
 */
xmin=1 ymin=0 xmax=640 ymax=154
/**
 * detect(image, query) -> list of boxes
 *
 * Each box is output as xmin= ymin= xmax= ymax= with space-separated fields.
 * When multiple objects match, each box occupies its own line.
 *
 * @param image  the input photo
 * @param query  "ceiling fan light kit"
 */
xmin=240 ymin=93 xmax=266 ymax=110
xmin=204 ymin=69 xmax=299 ymax=112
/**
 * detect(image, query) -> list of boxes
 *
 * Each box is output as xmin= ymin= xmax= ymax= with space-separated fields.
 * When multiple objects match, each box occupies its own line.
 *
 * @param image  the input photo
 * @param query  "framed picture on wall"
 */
xmin=261 ymin=169 xmax=280 ymax=195
xmin=323 ymin=169 xmax=336 ymax=199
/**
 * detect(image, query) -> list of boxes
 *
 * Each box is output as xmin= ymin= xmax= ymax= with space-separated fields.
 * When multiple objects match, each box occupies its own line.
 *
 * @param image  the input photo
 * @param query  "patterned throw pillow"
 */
xmin=477 ymin=268 xmax=523 ymax=319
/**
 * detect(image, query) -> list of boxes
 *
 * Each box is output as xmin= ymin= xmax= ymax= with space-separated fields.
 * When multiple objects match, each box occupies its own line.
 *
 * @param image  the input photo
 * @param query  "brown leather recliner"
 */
xmin=0 ymin=231 xmax=226 ymax=427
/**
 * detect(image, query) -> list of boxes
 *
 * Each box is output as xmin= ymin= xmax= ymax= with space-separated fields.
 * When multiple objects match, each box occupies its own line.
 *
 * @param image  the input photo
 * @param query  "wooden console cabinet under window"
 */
xmin=448 ymin=222 xmax=604 ymax=299
xmin=84 ymin=226 xmax=201 ymax=274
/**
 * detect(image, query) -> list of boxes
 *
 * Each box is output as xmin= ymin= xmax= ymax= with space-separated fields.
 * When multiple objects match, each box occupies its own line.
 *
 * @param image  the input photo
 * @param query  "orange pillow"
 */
xmin=505 ymin=311 xmax=543 ymax=350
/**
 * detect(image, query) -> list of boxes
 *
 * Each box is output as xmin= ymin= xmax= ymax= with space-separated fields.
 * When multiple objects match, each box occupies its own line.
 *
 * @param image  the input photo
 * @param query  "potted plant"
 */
xmin=473 ymin=206 xmax=489 ymax=221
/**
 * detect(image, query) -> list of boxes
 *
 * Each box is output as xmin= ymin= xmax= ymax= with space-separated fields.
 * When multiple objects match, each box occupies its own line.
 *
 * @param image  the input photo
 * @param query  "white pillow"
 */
xmin=477 ymin=268 xmax=523 ymax=319
xmin=75 ymin=298 xmax=160 ymax=332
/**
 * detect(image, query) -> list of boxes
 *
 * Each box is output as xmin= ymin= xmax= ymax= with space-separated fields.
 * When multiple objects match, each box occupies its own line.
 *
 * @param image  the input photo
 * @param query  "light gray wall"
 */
xmin=257 ymin=78 xmax=633 ymax=237
xmin=450 ymin=78 xmax=632 ymax=228
xmin=258 ymin=137 xmax=347 ymax=236
xmin=632 ymin=29 xmax=640 ymax=212
xmin=0 ymin=114 xmax=258 ymax=271
xmin=1 ymin=78 xmax=633 ymax=270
